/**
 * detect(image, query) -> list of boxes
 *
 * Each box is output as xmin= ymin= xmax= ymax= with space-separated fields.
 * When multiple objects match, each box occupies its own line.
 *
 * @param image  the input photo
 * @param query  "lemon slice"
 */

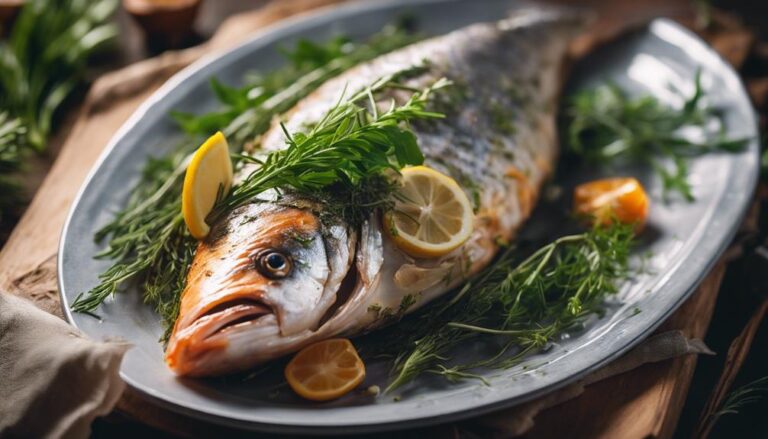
xmin=182 ymin=131 xmax=233 ymax=239
xmin=385 ymin=166 xmax=474 ymax=258
xmin=284 ymin=338 xmax=366 ymax=402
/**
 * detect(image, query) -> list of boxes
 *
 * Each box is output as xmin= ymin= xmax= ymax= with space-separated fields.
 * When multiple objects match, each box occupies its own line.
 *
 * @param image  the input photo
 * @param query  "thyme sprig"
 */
xmin=72 ymin=28 xmax=420 ymax=339
xmin=376 ymin=222 xmax=635 ymax=392
xmin=565 ymin=71 xmax=749 ymax=201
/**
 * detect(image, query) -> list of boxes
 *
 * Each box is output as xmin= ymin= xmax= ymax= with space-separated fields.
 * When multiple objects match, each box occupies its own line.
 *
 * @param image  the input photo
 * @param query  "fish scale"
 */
xmin=165 ymin=7 xmax=587 ymax=377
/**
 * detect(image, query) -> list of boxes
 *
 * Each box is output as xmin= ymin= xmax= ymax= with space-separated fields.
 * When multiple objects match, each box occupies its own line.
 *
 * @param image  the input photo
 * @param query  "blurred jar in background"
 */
xmin=123 ymin=0 xmax=201 ymax=52
xmin=0 ymin=0 xmax=23 ymax=37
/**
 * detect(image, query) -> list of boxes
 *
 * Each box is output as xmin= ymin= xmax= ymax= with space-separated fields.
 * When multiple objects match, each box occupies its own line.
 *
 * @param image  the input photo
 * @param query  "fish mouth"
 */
xmin=165 ymin=295 xmax=279 ymax=376
xmin=197 ymin=298 xmax=275 ymax=339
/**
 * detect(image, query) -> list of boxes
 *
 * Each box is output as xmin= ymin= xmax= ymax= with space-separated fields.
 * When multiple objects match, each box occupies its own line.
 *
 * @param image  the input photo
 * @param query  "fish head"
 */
xmin=165 ymin=200 xmax=356 ymax=376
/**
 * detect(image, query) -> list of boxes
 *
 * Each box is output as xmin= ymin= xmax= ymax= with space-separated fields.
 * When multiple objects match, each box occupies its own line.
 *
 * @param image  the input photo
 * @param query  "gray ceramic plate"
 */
xmin=59 ymin=0 xmax=760 ymax=434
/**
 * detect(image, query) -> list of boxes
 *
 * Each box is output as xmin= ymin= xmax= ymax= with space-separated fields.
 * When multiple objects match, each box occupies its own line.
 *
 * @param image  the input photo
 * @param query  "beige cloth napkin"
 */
xmin=0 ymin=293 xmax=129 ymax=439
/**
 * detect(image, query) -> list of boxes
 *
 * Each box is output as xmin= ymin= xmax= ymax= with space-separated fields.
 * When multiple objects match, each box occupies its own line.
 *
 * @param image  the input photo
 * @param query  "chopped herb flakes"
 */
xmin=488 ymin=101 xmax=517 ymax=136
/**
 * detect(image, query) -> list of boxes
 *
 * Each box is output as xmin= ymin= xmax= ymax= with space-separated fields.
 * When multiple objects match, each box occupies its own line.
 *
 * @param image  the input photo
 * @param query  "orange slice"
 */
xmin=284 ymin=338 xmax=366 ymax=402
xmin=573 ymin=177 xmax=649 ymax=230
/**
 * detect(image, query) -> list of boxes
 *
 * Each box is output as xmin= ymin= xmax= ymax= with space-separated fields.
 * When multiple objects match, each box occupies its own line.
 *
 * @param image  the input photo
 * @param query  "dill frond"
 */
xmin=379 ymin=223 xmax=635 ymax=392
xmin=696 ymin=375 xmax=768 ymax=437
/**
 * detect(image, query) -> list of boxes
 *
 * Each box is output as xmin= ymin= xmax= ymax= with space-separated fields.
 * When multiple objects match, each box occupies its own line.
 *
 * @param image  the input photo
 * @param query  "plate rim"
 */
xmin=57 ymin=0 xmax=760 ymax=434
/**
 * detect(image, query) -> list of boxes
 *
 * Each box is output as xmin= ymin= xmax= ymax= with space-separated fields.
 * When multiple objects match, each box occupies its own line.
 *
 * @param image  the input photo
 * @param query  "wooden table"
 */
xmin=1 ymin=0 xmax=763 ymax=437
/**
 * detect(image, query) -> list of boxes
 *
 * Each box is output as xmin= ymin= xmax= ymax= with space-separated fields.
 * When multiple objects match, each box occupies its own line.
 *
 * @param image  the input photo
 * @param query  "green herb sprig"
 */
xmin=715 ymin=375 xmax=768 ymax=418
xmin=72 ymin=28 xmax=420 ymax=339
xmin=566 ymin=72 xmax=749 ymax=201
xmin=371 ymin=222 xmax=635 ymax=392
xmin=70 ymin=149 xmax=192 ymax=318
xmin=172 ymin=25 xmax=418 ymax=145
xmin=696 ymin=375 xmax=768 ymax=437
xmin=213 ymin=72 xmax=450 ymax=224
xmin=0 ymin=113 xmax=26 ymax=172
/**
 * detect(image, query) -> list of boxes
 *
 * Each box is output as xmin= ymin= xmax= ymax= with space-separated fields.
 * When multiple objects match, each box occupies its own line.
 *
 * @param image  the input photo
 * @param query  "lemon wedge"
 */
xmin=182 ymin=131 xmax=233 ymax=240
xmin=385 ymin=166 xmax=474 ymax=258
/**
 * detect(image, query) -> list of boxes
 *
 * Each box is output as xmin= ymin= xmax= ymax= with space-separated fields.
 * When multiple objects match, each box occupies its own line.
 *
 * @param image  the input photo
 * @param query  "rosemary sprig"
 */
xmin=71 ymin=149 xmax=192 ymax=320
xmin=377 ymin=222 xmax=635 ymax=392
xmin=212 ymin=73 xmax=450 ymax=224
xmin=565 ymin=71 xmax=749 ymax=201
xmin=715 ymin=375 xmax=768 ymax=418
xmin=72 ymin=27 xmax=420 ymax=339
xmin=695 ymin=375 xmax=768 ymax=437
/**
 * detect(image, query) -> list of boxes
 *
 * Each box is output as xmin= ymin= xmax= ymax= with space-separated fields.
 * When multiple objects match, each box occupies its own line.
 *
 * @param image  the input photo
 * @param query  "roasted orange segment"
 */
xmin=573 ymin=177 xmax=649 ymax=229
xmin=284 ymin=338 xmax=366 ymax=402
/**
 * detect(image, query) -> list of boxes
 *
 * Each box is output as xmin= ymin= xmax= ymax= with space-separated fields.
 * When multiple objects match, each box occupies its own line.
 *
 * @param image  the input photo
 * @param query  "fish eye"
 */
xmin=256 ymin=250 xmax=292 ymax=279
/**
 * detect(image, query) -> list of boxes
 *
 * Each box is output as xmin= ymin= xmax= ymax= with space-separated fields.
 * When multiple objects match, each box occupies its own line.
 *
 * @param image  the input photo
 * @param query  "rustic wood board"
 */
xmin=523 ymin=263 xmax=728 ymax=439
xmin=0 ymin=0 xmax=757 ymax=437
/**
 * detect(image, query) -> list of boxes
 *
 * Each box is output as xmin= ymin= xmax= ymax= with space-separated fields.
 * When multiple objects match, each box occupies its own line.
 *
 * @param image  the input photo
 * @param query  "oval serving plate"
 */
xmin=59 ymin=0 xmax=759 ymax=433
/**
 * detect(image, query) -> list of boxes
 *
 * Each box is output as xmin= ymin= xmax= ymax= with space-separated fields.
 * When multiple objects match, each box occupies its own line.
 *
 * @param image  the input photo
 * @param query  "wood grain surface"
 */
xmin=525 ymin=263 xmax=728 ymax=439
xmin=0 ymin=0 xmax=760 ymax=437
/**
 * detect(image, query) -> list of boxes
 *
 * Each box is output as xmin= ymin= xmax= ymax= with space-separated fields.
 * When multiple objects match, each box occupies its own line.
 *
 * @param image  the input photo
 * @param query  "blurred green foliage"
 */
xmin=0 ymin=0 xmax=118 ymax=229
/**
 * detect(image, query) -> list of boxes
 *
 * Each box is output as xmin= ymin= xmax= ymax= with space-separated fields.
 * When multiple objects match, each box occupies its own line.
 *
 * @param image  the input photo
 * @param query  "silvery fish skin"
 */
xmin=165 ymin=8 xmax=586 ymax=377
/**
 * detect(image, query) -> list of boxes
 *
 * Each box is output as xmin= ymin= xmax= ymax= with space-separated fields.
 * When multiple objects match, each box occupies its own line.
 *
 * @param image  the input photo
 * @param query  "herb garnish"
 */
xmin=172 ymin=25 xmax=419 ymax=145
xmin=565 ymin=71 xmax=749 ymax=201
xmin=364 ymin=222 xmax=635 ymax=392
xmin=695 ymin=375 xmax=768 ymax=438
xmin=72 ymin=27 xmax=421 ymax=339
xmin=211 ymin=72 xmax=450 ymax=224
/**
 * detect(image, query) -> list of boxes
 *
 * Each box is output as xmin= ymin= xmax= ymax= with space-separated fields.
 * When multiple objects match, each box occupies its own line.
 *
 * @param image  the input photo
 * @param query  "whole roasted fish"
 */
xmin=165 ymin=8 xmax=586 ymax=377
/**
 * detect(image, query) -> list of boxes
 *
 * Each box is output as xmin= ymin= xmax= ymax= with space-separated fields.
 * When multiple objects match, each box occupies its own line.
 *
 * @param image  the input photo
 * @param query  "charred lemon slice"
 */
xmin=385 ymin=166 xmax=474 ymax=258
xmin=285 ymin=338 xmax=366 ymax=401
xmin=182 ymin=131 xmax=233 ymax=240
